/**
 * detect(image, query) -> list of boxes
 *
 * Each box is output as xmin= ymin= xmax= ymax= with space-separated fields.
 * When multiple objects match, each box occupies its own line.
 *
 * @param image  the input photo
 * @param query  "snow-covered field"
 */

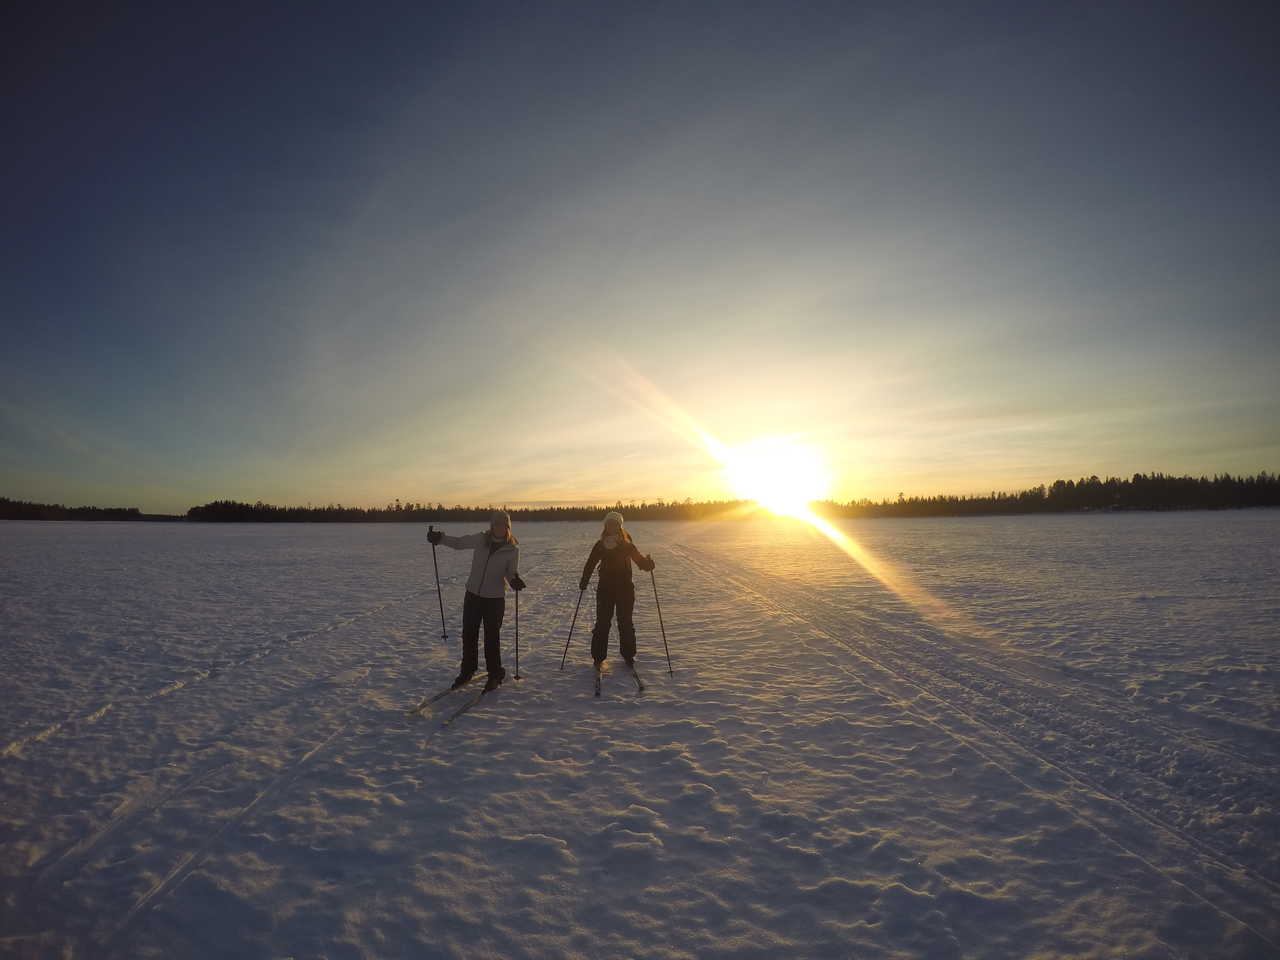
xmin=2 ymin=512 xmax=1278 ymax=959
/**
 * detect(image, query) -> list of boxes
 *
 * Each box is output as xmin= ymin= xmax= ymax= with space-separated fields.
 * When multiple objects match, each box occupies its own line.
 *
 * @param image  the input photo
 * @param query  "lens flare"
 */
xmin=577 ymin=352 xmax=979 ymax=636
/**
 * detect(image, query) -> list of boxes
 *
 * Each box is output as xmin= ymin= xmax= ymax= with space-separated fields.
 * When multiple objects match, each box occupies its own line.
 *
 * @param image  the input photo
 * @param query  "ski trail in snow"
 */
xmin=29 ymin=664 xmax=378 ymax=894
xmin=24 ymin=642 xmax=406 ymax=940
xmin=687 ymin=541 xmax=1280 ymax=871
xmin=2 ymin=703 xmax=119 ymax=759
xmin=107 ymin=713 xmax=358 ymax=948
xmin=2 ymin=587 xmax=432 ymax=759
xmin=677 ymin=541 xmax=1280 ymax=770
xmin=94 ymin=659 xmax=401 ymax=948
xmin=36 ymin=761 xmax=234 ymax=889
xmin=91 ymin=569 xmax=561 ymax=942
xmin=40 ymin=568 xmax=544 ymax=916
xmin=674 ymin=539 xmax=1280 ymax=840
xmin=673 ymin=546 xmax=1280 ymax=952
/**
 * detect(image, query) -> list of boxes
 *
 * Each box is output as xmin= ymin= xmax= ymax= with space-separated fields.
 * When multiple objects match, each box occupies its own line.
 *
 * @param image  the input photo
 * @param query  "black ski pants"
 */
xmin=460 ymin=590 xmax=505 ymax=677
xmin=591 ymin=580 xmax=636 ymax=663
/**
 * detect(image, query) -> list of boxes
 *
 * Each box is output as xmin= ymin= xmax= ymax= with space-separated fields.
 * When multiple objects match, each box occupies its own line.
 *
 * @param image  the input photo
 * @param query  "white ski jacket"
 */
xmin=440 ymin=532 xmax=520 ymax=599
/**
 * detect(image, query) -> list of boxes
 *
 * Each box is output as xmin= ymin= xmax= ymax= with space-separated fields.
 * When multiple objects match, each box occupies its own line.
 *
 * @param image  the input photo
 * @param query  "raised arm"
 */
xmin=441 ymin=531 xmax=485 ymax=550
xmin=629 ymin=541 xmax=655 ymax=571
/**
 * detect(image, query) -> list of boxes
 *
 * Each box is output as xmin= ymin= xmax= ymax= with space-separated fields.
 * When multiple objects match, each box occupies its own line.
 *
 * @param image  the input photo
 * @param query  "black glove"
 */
xmin=427 ymin=529 xmax=443 ymax=545
xmin=510 ymin=575 xmax=527 ymax=591
xmin=579 ymin=577 xmax=590 ymax=592
xmin=639 ymin=554 xmax=655 ymax=572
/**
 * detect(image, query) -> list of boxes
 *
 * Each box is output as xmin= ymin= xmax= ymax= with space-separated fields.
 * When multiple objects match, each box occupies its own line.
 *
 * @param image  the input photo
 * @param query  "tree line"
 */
xmin=183 ymin=498 xmax=756 ymax=523
xmin=0 ymin=497 xmax=154 ymax=521
xmin=812 ymin=471 xmax=1280 ymax=518
xmin=184 ymin=472 xmax=1278 ymax=521
xmin=4 ymin=472 xmax=1277 ymax=523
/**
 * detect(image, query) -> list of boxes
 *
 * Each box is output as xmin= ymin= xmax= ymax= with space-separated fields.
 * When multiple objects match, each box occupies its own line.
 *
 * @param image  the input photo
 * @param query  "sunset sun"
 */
xmin=723 ymin=436 xmax=831 ymax=518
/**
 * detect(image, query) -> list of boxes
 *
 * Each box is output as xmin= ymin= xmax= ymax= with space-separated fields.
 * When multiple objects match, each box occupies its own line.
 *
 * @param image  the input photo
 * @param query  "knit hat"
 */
xmin=603 ymin=511 xmax=624 ymax=528
xmin=490 ymin=510 xmax=510 ymax=528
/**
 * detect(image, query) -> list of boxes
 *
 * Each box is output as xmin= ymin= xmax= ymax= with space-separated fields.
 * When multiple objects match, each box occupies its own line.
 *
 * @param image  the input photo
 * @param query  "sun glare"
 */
xmin=588 ymin=354 xmax=982 ymax=639
xmin=724 ymin=437 xmax=831 ymax=518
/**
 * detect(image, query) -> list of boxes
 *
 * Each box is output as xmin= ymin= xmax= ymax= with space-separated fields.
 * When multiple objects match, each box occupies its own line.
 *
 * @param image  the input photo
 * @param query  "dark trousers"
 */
xmin=591 ymin=580 xmax=636 ymax=663
xmin=461 ymin=591 xmax=505 ymax=677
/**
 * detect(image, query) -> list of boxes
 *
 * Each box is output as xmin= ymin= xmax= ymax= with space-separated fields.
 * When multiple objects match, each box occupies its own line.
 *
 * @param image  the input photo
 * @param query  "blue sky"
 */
xmin=3 ymin=2 xmax=1278 ymax=513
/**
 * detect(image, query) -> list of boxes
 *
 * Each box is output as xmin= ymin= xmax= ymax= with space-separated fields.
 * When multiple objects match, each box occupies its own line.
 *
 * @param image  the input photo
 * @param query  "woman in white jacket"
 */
xmin=429 ymin=511 xmax=526 ymax=690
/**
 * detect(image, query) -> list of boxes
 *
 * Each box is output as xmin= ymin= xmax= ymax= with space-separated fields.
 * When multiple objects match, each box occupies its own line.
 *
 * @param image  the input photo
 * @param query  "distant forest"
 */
xmin=4 ymin=473 xmax=1277 ymax=523
xmin=826 ymin=471 xmax=1280 ymax=518
xmin=188 ymin=471 xmax=1278 ymax=521
xmin=0 ymin=497 xmax=155 ymax=521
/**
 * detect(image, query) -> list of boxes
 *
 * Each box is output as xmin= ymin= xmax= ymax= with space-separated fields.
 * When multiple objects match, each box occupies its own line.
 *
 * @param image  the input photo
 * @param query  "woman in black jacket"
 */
xmin=579 ymin=511 xmax=654 ymax=666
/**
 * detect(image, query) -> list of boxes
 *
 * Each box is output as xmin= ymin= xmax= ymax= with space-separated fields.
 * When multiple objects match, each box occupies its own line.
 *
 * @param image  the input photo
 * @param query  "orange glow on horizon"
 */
xmin=586 ymin=353 xmax=981 ymax=636
xmin=722 ymin=436 xmax=831 ymax=518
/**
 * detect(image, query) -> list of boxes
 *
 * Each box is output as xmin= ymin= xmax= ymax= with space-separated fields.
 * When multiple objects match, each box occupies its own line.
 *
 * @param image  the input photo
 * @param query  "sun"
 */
xmin=723 ymin=436 xmax=832 ymax=518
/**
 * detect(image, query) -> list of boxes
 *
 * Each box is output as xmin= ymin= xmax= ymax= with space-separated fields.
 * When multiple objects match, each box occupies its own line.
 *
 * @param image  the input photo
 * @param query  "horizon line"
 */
xmin=7 ymin=469 xmax=1278 ymax=516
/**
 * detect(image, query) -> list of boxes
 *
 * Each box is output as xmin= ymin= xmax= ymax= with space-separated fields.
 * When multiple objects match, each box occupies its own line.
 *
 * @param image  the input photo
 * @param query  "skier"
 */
xmin=428 ymin=511 xmax=526 ymax=691
xmin=579 ymin=511 xmax=655 ymax=667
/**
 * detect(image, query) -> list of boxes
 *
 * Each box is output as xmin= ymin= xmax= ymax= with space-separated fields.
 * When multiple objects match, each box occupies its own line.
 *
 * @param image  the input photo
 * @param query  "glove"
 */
xmin=510 ymin=575 xmax=527 ymax=591
xmin=579 ymin=577 xmax=590 ymax=592
xmin=639 ymin=555 xmax=655 ymax=572
xmin=427 ymin=529 xmax=443 ymax=545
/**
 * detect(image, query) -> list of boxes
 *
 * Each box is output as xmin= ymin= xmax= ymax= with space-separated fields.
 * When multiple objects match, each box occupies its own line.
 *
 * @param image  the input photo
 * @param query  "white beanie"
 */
xmin=490 ymin=510 xmax=510 ymax=527
xmin=604 ymin=511 xmax=624 ymax=528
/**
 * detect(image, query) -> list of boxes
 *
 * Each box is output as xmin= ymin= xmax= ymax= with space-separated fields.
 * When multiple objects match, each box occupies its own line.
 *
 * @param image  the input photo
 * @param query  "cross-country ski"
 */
xmin=406 ymin=676 xmax=478 ymax=716
xmin=627 ymin=662 xmax=645 ymax=692
xmin=441 ymin=686 xmax=491 ymax=727
xmin=405 ymin=686 xmax=456 ymax=716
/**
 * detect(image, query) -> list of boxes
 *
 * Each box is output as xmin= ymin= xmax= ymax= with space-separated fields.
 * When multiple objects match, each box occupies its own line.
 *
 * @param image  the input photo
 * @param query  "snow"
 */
xmin=2 ymin=512 xmax=1278 ymax=959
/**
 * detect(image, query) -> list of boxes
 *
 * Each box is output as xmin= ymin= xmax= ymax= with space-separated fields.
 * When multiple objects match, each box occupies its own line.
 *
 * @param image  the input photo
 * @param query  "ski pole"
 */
xmin=514 ymin=588 xmax=521 ymax=680
xmin=650 ymin=569 xmax=672 ymax=675
xmin=429 ymin=525 xmax=447 ymax=641
xmin=559 ymin=589 xmax=584 ymax=670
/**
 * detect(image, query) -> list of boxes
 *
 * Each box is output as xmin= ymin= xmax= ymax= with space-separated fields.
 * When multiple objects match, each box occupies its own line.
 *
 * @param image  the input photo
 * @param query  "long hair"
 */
xmin=486 ymin=519 xmax=518 ymax=545
xmin=601 ymin=525 xmax=632 ymax=545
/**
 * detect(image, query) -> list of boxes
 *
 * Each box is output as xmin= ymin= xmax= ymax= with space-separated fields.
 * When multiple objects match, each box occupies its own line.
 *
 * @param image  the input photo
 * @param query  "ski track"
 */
xmin=3 ymin=529 xmax=609 ymax=956
xmin=1 ymin=587 xmax=432 ymax=760
xmin=747 ymin=554 xmax=1280 ymax=771
xmin=671 ymin=544 xmax=1280 ymax=952
xmin=2 ymin=517 xmax=1278 ymax=959
xmin=107 ymin=711 xmax=360 ymax=948
xmin=12 ymin=646 xmax=392 ymax=955
xmin=6 ymin=559 xmax=581 ymax=956
xmin=681 ymin=538 xmax=1280 ymax=852
xmin=678 ymin=542 xmax=1280 ymax=798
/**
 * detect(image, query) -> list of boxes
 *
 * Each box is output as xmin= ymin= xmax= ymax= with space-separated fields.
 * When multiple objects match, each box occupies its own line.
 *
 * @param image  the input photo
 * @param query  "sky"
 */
xmin=3 ymin=2 xmax=1278 ymax=514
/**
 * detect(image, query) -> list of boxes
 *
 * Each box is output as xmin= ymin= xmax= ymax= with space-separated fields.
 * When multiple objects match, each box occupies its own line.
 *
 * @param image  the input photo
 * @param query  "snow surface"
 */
xmin=2 ymin=512 xmax=1278 ymax=959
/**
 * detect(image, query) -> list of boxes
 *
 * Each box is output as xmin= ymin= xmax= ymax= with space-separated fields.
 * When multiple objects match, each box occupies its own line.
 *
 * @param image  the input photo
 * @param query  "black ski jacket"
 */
xmin=582 ymin=538 xmax=653 ymax=589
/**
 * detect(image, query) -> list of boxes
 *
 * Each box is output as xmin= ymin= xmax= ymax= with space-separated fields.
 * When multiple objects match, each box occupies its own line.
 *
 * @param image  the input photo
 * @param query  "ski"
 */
xmin=627 ymin=663 xmax=645 ymax=692
xmin=407 ymin=677 xmax=475 ymax=716
xmin=406 ymin=688 xmax=453 ymax=716
xmin=443 ymin=685 xmax=495 ymax=726
xmin=594 ymin=663 xmax=602 ymax=698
